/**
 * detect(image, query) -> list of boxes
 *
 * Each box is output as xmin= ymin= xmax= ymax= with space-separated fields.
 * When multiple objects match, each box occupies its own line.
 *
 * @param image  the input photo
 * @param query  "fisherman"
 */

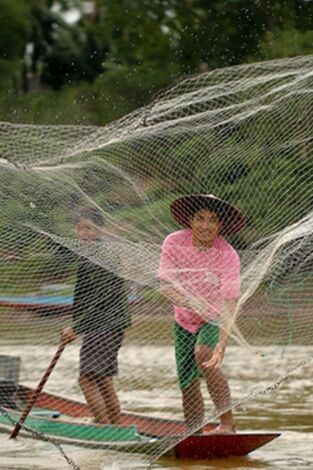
xmin=159 ymin=194 xmax=245 ymax=433
xmin=62 ymin=207 xmax=130 ymax=424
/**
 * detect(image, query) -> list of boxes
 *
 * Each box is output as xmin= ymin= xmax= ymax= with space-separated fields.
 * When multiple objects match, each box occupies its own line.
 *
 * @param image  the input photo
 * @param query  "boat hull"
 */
xmin=0 ymin=384 xmax=280 ymax=459
xmin=174 ymin=432 xmax=280 ymax=459
xmin=0 ymin=419 xmax=280 ymax=459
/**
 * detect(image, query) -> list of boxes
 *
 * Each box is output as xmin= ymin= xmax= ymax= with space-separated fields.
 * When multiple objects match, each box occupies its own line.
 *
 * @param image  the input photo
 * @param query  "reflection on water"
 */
xmin=0 ymin=342 xmax=312 ymax=470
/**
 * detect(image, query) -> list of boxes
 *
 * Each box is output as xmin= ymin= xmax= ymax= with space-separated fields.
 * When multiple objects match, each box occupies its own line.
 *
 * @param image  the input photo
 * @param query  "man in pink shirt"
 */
xmin=159 ymin=194 xmax=245 ymax=433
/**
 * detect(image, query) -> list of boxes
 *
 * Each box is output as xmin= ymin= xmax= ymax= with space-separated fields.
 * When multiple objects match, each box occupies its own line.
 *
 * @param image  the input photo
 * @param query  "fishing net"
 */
xmin=0 ymin=55 xmax=313 ymax=467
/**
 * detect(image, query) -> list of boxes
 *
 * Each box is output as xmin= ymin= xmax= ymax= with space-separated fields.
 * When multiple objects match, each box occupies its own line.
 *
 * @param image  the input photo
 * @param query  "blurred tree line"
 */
xmin=0 ymin=0 xmax=313 ymax=125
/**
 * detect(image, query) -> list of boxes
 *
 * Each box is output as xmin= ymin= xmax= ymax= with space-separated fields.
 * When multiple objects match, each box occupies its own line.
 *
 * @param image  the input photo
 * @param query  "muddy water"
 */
xmin=0 ymin=340 xmax=312 ymax=470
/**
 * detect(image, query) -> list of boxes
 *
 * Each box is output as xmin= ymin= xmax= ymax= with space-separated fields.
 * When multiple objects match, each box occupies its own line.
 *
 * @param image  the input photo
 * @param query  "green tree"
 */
xmin=28 ymin=1 xmax=106 ymax=90
xmin=0 ymin=0 xmax=35 ymax=89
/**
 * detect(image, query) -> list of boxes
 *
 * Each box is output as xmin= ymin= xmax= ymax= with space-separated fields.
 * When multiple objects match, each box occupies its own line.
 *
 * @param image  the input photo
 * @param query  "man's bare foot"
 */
xmin=209 ymin=423 xmax=236 ymax=434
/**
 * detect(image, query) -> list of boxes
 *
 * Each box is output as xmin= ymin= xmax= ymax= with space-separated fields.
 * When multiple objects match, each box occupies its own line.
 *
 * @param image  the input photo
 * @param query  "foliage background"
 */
xmin=1 ymin=0 xmax=313 ymax=125
xmin=0 ymin=1 xmax=313 ymax=293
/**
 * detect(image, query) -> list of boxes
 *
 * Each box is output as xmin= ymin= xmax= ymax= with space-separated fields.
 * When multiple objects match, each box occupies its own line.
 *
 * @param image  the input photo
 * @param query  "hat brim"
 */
xmin=170 ymin=194 xmax=245 ymax=235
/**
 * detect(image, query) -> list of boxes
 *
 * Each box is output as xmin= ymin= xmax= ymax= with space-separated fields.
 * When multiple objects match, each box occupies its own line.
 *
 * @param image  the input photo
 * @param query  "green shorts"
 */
xmin=174 ymin=321 xmax=219 ymax=390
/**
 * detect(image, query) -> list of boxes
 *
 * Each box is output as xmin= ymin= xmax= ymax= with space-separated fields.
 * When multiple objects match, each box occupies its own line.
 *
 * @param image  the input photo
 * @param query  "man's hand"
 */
xmin=202 ymin=344 xmax=225 ymax=370
xmin=61 ymin=326 xmax=77 ymax=344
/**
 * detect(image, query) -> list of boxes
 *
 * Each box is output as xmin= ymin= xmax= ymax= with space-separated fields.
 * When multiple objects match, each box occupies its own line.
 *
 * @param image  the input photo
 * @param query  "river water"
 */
xmin=0 ymin=340 xmax=312 ymax=470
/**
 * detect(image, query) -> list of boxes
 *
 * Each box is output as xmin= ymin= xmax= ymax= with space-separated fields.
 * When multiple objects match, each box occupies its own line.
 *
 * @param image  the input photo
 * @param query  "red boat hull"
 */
xmin=175 ymin=432 xmax=279 ymax=459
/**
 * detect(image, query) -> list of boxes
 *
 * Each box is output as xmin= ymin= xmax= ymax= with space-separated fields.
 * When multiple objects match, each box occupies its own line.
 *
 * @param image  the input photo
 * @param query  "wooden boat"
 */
xmin=0 ymin=383 xmax=280 ymax=459
xmin=0 ymin=293 xmax=74 ymax=315
xmin=0 ymin=292 xmax=141 ymax=315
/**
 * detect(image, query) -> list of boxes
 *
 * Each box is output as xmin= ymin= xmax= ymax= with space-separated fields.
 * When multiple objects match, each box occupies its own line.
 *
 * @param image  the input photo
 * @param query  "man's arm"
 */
xmin=61 ymin=259 xmax=85 ymax=344
xmin=202 ymin=299 xmax=238 ymax=369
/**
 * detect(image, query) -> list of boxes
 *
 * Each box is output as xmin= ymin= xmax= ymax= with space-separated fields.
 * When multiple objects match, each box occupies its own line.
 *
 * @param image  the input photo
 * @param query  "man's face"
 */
xmin=76 ymin=219 xmax=102 ymax=241
xmin=190 ymin=208 xmax=223 ymax=247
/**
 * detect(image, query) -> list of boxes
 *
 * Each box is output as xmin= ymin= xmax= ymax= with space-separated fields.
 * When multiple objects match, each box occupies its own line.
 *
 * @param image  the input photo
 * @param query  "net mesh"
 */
xmin=0 ymin=55 xmax=313 ymax=465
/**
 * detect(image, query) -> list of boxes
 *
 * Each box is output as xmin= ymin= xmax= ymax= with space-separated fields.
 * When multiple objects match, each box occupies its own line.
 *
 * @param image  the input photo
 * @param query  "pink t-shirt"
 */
xmin=159 ymin=229 xmax=240 ymax=333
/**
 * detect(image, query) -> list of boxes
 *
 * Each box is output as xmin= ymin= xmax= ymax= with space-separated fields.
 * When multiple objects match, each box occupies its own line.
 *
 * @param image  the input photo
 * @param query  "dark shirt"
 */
xmin=72 ymin=256 xmax=131 ymax=334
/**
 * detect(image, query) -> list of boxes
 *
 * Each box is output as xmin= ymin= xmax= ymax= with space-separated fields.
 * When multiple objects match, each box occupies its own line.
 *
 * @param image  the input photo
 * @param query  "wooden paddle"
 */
xmin=10 ymin=341 xmax=66 ymax=439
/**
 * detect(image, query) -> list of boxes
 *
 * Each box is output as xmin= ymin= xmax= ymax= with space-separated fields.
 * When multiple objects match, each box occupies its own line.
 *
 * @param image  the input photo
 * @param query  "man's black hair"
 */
xmin=76 ymin=207 xmax=105 ymax=227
